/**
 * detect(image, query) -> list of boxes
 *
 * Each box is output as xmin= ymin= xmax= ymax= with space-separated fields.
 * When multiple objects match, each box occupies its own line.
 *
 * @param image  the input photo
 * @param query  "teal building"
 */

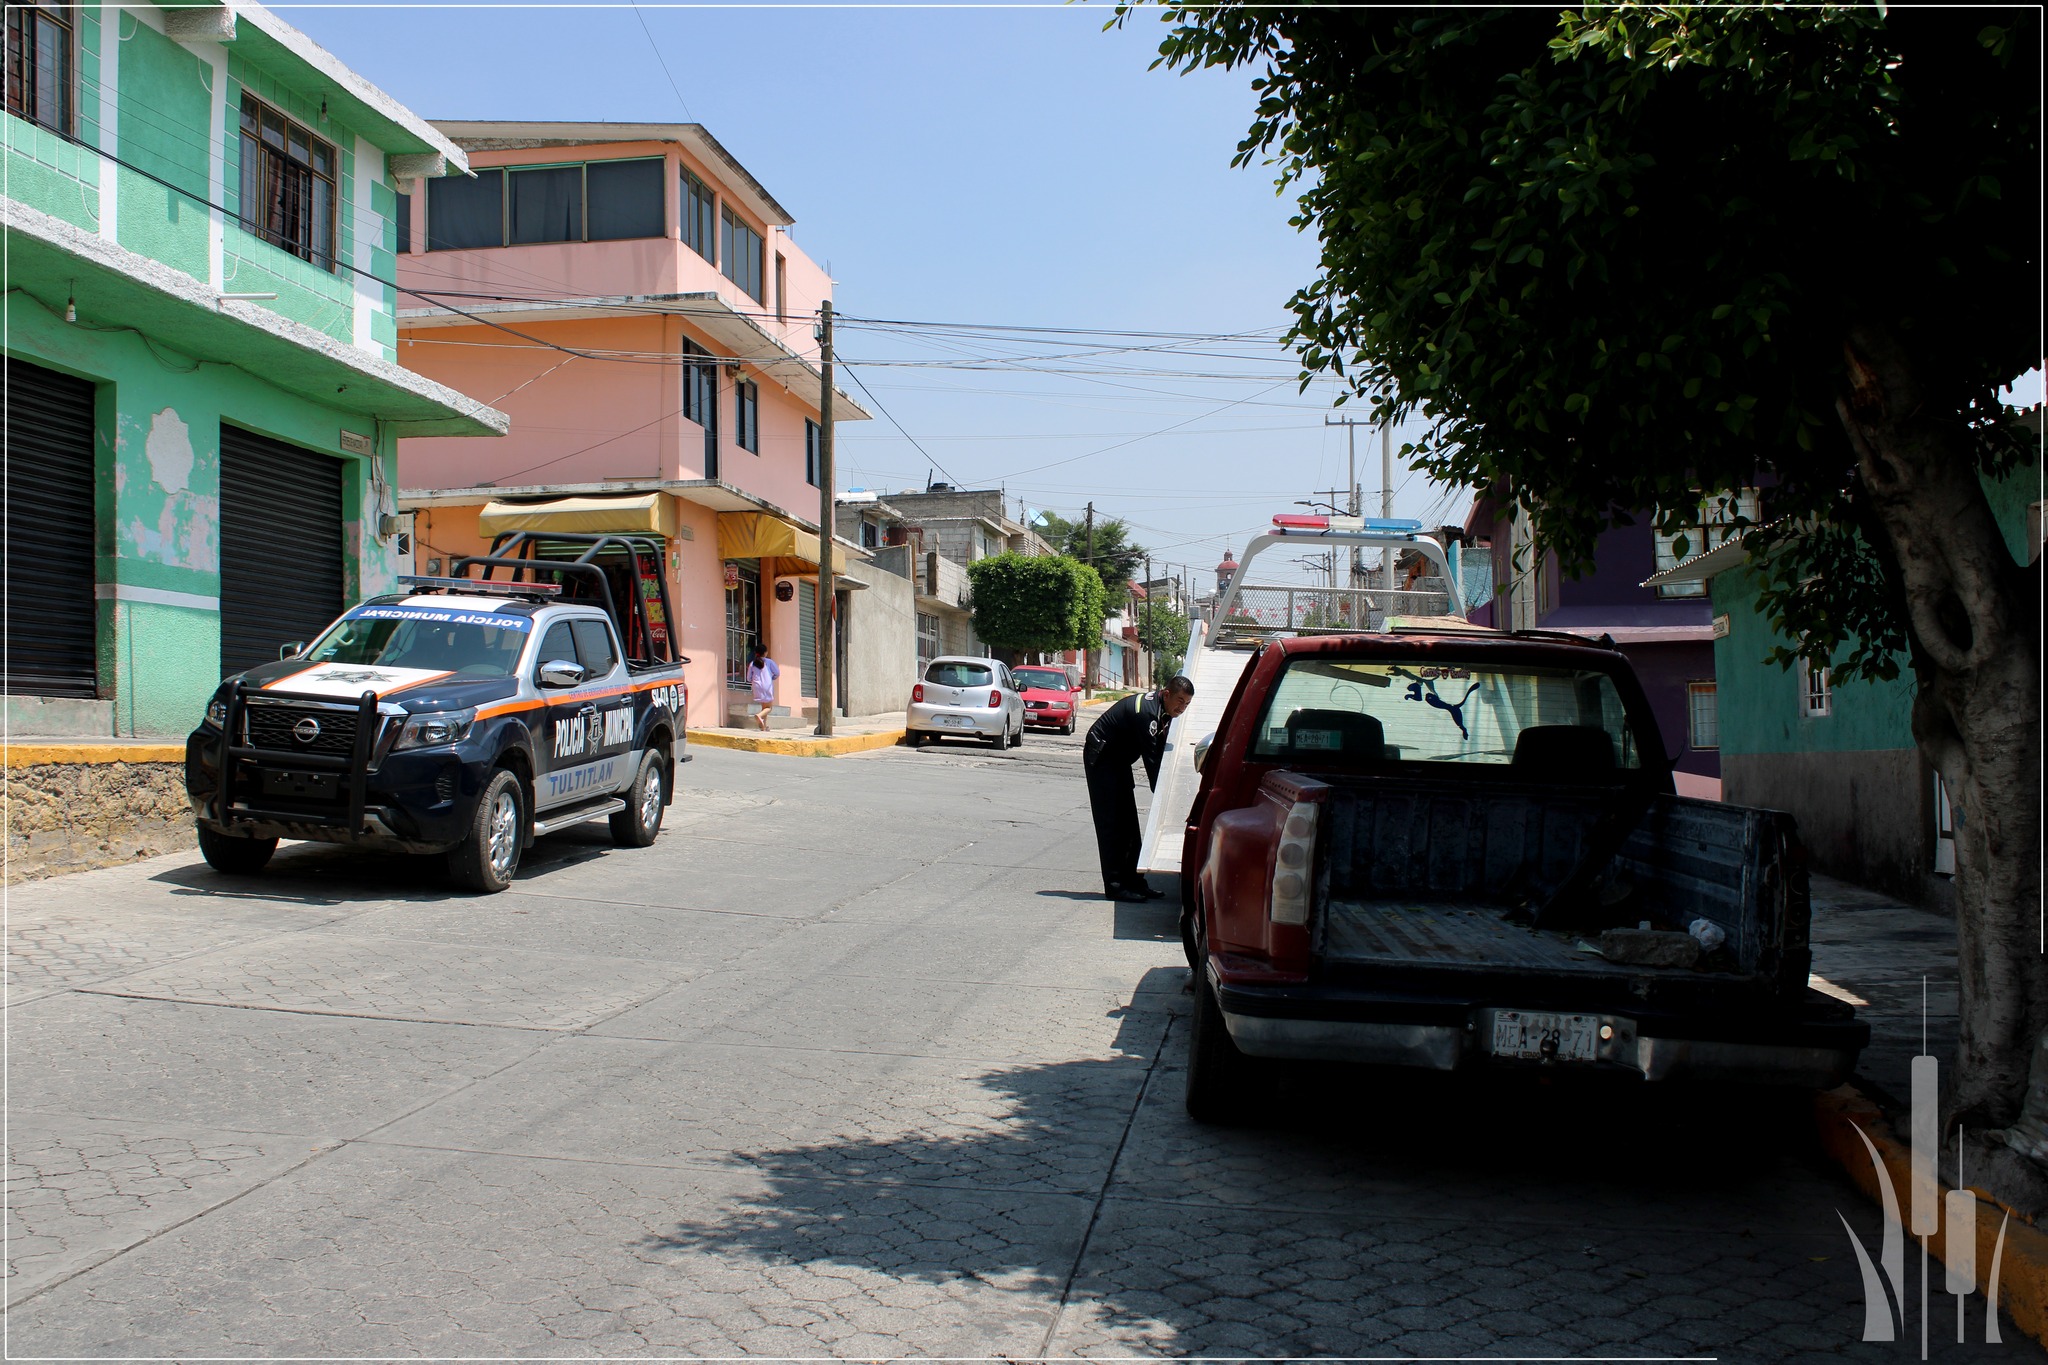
xmin=3 ymin=1 xmax=506 ymax=738
xmin=1647 ymin=437 xmax=2041 ymax=906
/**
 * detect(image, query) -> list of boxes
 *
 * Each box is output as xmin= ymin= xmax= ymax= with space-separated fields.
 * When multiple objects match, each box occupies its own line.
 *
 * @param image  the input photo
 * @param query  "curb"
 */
xmin=1814 ymin=1084 xmax=2048 ymax=1346
xmin=684 ymin=727 xmax=905 ymax=758
xmin=3 ymin=742 xmax=186 ymax=768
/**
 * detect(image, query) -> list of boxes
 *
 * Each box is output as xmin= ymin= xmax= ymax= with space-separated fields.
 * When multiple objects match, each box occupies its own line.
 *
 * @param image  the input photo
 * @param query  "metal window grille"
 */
xmin=238 ymin=95 xmax=336 ymax=271
xmin=725 ymin=563 xmax=760 ymax=687
xmin=4 ymin=3 xmax=71 ymax=134
xmin=1801 ymin=659 xmax=1832 ymax=718
xmin=1687 ymin=681 xmax=1719 ymax=749
xmin=916 ymin=612 xmax=941 ymax=667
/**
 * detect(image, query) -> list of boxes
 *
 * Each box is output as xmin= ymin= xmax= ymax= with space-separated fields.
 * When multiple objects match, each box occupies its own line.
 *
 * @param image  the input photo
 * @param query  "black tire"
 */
xmin=1186 ymin=975 xmax=1263 ymax=1125
xmin=197 ymin=825 xmax=277 ymax=875
xmin=610 ymin=748 xmax=667 ymax=847
xmin=448 ymin=768 xmax=524 ymax=894
xmin=1062 ymin=718 xmax=1075 ymax=736
xmin=984 ymin=725 xmax=1006 ymax=749
xmin=1010 ymin=722 xmax=1025 ymax=748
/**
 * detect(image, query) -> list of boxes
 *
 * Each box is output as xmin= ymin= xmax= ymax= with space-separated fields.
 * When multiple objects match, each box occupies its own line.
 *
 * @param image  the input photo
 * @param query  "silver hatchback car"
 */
xmin=906 ymin=656 xmax=1027 ymax=748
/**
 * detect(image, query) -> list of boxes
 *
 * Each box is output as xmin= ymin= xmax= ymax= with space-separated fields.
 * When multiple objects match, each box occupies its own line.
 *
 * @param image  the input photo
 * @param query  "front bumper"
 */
xmin=185 ymin=728 xmax=489 ymax=853
xmin=1023 ymin=702 xmax=1074 ymax=727
xmin=907 ymin=702 xmax=1005 ymax=738
xmin=1213 ymin=973 xmax=1868 ymax=1088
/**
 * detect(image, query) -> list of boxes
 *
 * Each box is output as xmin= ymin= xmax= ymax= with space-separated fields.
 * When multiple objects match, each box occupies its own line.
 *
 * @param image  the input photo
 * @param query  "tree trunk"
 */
xmin=1836 ymin=324 xmax=2045 ymax=1136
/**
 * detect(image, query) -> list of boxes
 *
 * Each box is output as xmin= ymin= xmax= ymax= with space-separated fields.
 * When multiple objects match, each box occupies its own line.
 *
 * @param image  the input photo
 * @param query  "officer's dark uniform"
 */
xmin=1082 ymin=691 xmax=1171 ymax=896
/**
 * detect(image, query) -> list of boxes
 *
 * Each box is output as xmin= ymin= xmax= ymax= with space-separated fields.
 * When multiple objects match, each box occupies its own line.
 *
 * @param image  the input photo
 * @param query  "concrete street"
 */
xmin=3 ymin=729 xmax=2002 ymax=1359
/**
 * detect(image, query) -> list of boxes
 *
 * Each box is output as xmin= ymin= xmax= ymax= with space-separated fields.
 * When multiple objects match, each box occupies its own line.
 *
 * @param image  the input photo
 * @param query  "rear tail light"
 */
xmin=913 ymin=683 xmax=924 ymax=703
xmin=988 ymin=689 xmax=1002 ymax=708
xmin=1269 ymin=800 xmax=1320 ymax=925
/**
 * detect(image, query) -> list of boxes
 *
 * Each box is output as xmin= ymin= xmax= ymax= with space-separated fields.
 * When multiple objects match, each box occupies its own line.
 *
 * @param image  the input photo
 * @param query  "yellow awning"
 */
xmin=478 ymin=493 xmax=676 ymax=538
xmin=716 ymin=510 xmax=850 ymax=575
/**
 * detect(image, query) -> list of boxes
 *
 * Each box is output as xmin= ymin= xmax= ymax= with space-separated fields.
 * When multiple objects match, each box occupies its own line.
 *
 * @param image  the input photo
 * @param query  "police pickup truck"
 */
xmin=185 ymin=533 xmax=687 ymax=892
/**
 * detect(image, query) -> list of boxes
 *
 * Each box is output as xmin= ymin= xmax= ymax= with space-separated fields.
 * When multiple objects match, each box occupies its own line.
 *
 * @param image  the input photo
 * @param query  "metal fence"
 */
xmin=1204 ymin=581 xmax=1453 ymax=644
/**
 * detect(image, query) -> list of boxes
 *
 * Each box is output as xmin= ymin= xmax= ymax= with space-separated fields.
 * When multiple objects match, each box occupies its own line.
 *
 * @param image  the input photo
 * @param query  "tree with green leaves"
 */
xmin=967 ymin=553 xmax=1108 ymax=657
xmin=1037 ymin=511 xmax=1148 ymax=597
xmin=1137 ymin=6 xmax=2042 ymax=1182
xmin=1137 ymin=598 xmax=1192 ymax=675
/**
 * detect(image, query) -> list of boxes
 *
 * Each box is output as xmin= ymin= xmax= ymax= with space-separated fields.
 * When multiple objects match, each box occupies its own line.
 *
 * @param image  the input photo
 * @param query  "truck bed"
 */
xmin=1320 ymin=901 xmax=1702 ymax=977
xmin=1311 ymin=779 xmax=1808 ymax=992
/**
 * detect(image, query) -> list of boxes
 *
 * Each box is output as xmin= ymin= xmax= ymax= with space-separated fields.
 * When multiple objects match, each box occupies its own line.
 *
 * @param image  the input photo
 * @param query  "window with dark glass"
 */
xmin=585 ymin=158 xmax=664 ymax=240
xmin=682 ymin=338 xmax=720 ymax=478
xmin=774 ymin=253 xmax=787 ymax=321
xmin=4 ymin=3 xmax=71 ymax=134
xmin=429 ymin=158 xmax=664 ymax=250
xmin=394 ymin=189 xmax=412 ymax=255
xmin=682 ymin=168 xmax=716 ymax=263
xmin=720 ymin=204 xmax=763 ymax=301
xmin=238 ymin=94 xmax=337 ymax=270
xmin=509 ymin=164 xmax=581 ymax=245
xmin=427 ymin=167 xmax=502 ymax=250
xmin=804 ymin=419 xmax=821 ymax=487
xmin=735 ymin=380 xmax=759 ymax=453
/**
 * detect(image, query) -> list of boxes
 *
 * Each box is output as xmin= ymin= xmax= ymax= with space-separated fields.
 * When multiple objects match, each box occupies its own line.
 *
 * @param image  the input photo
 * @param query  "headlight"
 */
xmin=205 ymin=696 xmax=229 ymax=728
xmin=393 ymin=709 xmax=476 ymax=750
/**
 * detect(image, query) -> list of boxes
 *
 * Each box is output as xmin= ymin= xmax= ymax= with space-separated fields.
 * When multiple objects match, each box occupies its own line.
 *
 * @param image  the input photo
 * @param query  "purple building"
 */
xmin=1462 ymin=487 xmax=1729 ymax=798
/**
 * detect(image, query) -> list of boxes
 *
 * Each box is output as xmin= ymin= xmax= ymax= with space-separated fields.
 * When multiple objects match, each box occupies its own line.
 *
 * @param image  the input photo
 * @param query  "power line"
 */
xmin=836 ymin=361 xmax=964 ymax=490
xmin=629 ymin=3 xmax=697 ymax=123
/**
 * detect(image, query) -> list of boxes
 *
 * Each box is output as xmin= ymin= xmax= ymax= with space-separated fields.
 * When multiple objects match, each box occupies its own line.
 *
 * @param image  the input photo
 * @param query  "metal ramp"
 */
xmin=1135 ymin=514 xmax=1468 ymax=878
xmin=1137 ymin=619 xmax=1254 ymax=875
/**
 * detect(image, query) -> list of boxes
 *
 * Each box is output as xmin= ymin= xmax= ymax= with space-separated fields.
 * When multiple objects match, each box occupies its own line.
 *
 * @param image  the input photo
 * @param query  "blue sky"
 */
xmin=297 ymin=4 xmax=2041 ymax=594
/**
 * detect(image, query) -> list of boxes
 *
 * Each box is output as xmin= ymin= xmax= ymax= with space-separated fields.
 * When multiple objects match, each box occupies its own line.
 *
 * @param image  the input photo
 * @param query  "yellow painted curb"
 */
xmin=685 ymin=727 xmax=905 ymax=758
xmin=1815 ymin=1085 xmax=2048 ymax=1347
xmin=2 ymin=743 xmax=185 ymax=768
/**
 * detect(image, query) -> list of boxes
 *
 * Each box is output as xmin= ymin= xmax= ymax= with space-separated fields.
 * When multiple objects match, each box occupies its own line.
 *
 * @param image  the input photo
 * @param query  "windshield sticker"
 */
xmin=265 ymin=664 xmax=454 ymax=699
xmin=349 ymin=605 xmax=534 ymax=631
xmin=1400 ymin=672 xmax=1483 ymax=740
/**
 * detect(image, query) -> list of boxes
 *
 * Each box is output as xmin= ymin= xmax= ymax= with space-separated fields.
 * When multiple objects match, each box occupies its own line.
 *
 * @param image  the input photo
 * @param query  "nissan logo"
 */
xmin=293 ymin=717 xmax=322 ymax=744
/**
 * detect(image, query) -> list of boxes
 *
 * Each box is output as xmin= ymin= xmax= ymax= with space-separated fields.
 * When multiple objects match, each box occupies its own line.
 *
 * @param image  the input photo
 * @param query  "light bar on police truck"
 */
xmin=1269 ymin=514 xmax=1424 ymax=534
xmin=397 ymin=574 xmax=562 ymax=596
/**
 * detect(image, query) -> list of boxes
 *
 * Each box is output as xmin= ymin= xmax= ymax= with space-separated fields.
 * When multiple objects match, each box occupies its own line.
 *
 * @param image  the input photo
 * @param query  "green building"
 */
xmin=3 ymin=1 xmax=506 ymax=740
xmin=1647 ymin=434 xmax=2041 ymax=907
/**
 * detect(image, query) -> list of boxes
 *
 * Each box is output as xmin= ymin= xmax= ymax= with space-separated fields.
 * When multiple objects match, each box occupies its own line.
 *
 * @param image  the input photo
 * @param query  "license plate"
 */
xmin=1491 ymin=1010 xmax=1600 ymax=1063
xmin=261 ymin=769 xmax=337 ymax=800
xmin=941 ymin=715 xmax=973 ymax=728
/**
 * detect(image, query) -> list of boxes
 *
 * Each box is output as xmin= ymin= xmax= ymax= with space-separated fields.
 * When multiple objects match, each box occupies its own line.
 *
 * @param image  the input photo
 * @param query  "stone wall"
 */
xmin=3 ymin=761 xmax=194 ymax=883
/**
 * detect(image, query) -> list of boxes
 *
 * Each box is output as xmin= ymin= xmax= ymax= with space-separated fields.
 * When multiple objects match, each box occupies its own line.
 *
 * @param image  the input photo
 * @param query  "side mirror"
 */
xmin=279 ymin=641 xmax=307 ymax=660
xmin=1193 ymin=731 xmax=1218 ymax=773
xmin=538 ymin=659 xmax=587 ymax=689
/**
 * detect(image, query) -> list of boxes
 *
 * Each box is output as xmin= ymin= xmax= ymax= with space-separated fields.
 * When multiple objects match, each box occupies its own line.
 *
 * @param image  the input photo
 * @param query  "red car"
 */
xmin=1012 ymin=665 xmax=1079 ymax=734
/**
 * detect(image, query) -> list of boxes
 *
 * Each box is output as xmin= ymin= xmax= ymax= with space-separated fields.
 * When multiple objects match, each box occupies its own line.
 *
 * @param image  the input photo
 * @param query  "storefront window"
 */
xmin=725 ymin=561 xmax=761 ymax=686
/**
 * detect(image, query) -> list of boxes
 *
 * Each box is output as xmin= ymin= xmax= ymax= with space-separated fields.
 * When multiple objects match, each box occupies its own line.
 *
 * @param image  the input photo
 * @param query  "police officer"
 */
xmin=1083 ymin=675 xmax=1195 ymax=902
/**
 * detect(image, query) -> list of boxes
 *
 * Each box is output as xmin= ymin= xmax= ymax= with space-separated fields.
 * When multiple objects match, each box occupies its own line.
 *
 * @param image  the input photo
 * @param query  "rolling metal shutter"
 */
xmin=797 ymin=579 xmax=818 ymax=698
xmin=219 ymin=426 xmax=345 ymax=677
xmin=3 ymin=357 xmax=99 ymax=698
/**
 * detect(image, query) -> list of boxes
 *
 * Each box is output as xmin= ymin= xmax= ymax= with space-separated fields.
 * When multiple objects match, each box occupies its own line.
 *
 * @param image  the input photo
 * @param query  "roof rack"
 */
xmin=1509 ymin=626 xmax=1619 ymax=649
xmin=398 ymin=574 xmax=562 ymax=601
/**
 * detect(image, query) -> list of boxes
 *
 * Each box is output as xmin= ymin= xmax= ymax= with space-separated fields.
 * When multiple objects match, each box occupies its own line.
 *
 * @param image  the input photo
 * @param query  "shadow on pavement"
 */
xmin=149 ymin=825 xmax=629 ymax=906
xmin=629 ymin=967 xmax=1960 ymax=1358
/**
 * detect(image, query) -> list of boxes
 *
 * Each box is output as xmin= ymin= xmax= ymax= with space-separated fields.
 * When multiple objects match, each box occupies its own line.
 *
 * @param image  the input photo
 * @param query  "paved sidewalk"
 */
xmin=1804 ymin=874 xmax=1959 ymax=1111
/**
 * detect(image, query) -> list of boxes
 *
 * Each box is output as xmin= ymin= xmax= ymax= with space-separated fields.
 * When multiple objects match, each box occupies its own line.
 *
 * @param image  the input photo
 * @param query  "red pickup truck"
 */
xmin=1179 ymin=630 xmax=1866 ymax=1122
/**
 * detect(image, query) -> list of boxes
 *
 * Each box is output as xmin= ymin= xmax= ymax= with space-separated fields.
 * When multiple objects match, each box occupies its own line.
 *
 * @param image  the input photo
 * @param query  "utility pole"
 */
xmin=815 ymin=300 xmax=836 ymax=736
xmin=1144 ymin=553 xmax=1154 ymax=686
xmin=1083 ymin=502 xmax=1096 ymax=697
xmin=1325 ymin=415 xmax=1370 ymax=587
xmin=1382 ymin=413 xmax=1396 ymax=593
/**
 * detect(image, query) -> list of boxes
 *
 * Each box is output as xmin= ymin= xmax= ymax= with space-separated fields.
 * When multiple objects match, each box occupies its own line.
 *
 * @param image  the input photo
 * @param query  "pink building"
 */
xmin=393 ymin=121 xmax=880 ymax=729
